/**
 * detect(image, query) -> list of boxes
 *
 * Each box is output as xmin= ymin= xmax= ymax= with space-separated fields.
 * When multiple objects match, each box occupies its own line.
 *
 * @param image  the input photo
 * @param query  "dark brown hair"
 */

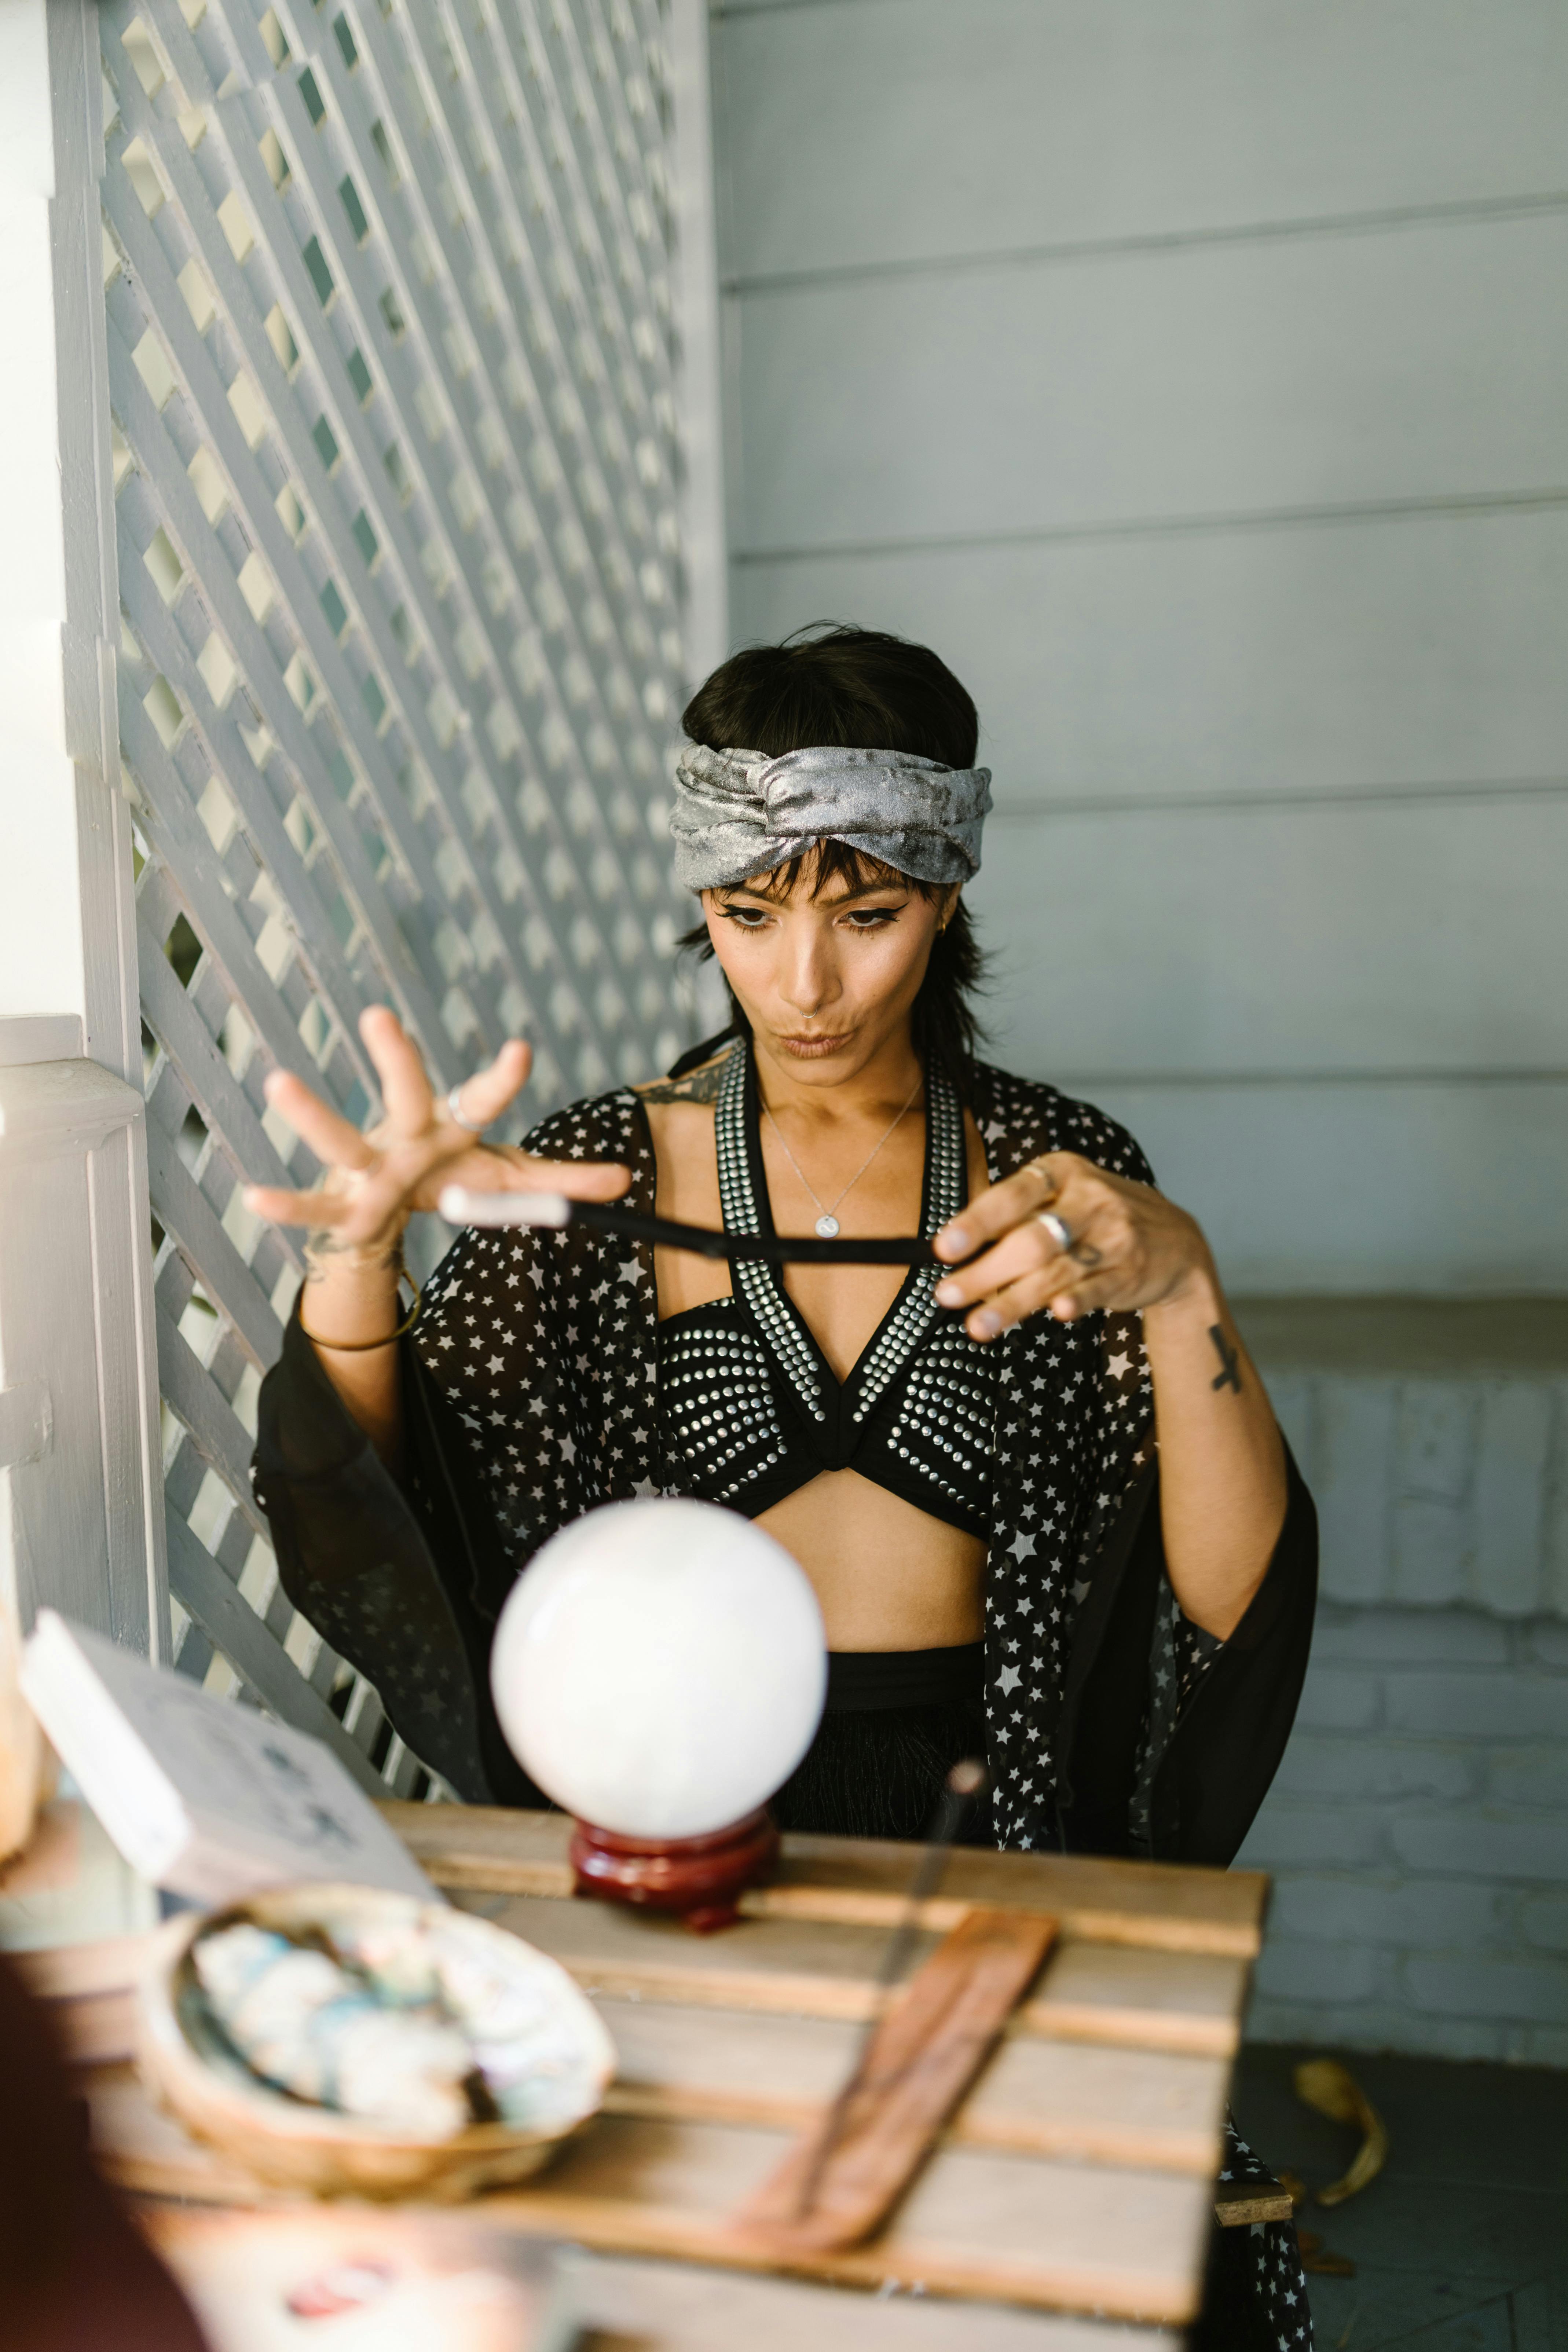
xmin=677 ymin=623 xmax=988 ymax=1087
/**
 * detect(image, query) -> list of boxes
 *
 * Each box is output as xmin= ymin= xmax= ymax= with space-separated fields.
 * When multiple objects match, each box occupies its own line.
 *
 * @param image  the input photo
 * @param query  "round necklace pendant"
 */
xmin=814 ymin=1213 xmax=840 ymax=1239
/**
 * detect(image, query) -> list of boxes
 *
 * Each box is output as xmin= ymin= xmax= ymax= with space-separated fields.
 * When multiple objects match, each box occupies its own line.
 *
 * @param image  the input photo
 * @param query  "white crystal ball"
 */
xmin=490 ymin=1497 xmax=828 ymax=1840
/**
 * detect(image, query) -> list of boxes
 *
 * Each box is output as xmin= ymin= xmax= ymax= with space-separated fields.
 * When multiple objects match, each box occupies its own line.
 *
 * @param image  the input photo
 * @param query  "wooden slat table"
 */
xmin=40 ymin=1808 xmax=1269 ymax=2341
xmin=559 ymin=2252 xmax=1185 ymax=2351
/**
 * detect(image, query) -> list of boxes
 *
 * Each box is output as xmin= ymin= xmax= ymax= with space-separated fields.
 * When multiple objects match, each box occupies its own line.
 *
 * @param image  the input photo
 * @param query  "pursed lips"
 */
xmin=778 ymin=1032 xmax=851 ymax=1056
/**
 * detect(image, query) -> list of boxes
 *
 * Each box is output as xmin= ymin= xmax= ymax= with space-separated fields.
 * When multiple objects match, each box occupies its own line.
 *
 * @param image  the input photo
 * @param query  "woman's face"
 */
xmin=702 ymin=852 xmax=957 ymax=1084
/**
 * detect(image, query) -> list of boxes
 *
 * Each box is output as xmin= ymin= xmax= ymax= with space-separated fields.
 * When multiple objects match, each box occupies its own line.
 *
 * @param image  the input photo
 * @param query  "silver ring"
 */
xmin=1036 ymin=1209 xmax=1073 ymax=1252
xmin=447 ymin=1082 xmax=486 ymax=1134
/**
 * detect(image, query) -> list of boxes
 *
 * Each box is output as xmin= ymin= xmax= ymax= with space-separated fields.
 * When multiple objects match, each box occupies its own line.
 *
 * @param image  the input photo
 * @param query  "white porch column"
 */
xmin=0 ymin=0 xmax=167 ymax=1655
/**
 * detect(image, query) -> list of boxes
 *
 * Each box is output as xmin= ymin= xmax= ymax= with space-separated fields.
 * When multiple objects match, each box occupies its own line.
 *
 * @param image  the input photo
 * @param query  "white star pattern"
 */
xmin=1218 ymin=2117 xmax=1318 ymax=2348
xmin=406 ymin=1062 xmax=1226 ymax=1866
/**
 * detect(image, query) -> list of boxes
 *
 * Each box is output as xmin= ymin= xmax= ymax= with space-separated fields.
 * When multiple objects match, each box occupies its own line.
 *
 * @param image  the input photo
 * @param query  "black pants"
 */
xmin=769 ymin=1642 xmax=991 ymax=1845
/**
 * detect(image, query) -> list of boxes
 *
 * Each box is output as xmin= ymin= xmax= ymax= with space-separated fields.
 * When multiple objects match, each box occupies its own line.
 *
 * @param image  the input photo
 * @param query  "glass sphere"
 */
xmin=490 ymin=1498 xmax=827 ymax=1839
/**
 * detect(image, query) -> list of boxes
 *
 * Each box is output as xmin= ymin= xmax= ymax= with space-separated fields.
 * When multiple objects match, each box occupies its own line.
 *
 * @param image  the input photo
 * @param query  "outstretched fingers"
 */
xmin=360 ymin=1004 xmax=436 ymax=1136
xmin=242 ymin=1182 xmax=363 ymax=1237
xmin=447 ymin=1037 xmax=532 ymax=1133
xmin=244 ymin=1011 xmax=635 ymax=1243
xmin=465 ymin=1143 xmax=632 ymax=1201
xmin=262 ymin=1068 xmax=376 ymax=1173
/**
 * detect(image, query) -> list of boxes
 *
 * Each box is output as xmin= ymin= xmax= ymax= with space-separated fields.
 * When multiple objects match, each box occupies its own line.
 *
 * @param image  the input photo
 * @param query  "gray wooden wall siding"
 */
xmin=710 ymin=0 xmax=1568 ymax=1295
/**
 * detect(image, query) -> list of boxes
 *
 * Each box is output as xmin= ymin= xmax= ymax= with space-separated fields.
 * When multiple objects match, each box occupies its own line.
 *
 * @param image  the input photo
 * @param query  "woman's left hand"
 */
xmin=931 ymin=1155 xmax=1212 ymax=1341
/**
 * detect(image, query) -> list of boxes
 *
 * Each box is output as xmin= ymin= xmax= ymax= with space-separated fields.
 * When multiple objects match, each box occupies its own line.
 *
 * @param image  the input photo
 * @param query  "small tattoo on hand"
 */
xmin=1208 ymin=1325 xmax=1242 ymax=1393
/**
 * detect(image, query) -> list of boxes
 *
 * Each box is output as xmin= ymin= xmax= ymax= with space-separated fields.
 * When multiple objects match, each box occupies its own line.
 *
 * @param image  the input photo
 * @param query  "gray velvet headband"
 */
xmin=670 ymin=742 xmax=992 ymax=893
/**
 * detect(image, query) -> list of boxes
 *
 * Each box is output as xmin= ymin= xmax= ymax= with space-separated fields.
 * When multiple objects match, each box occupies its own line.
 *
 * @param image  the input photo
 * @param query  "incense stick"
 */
xmin=792 ymin=1758 xmax=989 ymax=2221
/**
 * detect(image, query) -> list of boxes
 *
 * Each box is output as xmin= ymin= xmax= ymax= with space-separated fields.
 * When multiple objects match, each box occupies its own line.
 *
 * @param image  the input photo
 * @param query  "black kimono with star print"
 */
xmin=252 ymin=1059 xmax=1316 ymax=1857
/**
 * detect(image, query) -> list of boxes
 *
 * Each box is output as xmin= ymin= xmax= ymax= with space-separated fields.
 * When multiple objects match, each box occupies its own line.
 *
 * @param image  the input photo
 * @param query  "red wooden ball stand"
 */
xmin=569 ymin=1809 xmax=779 ymax=1934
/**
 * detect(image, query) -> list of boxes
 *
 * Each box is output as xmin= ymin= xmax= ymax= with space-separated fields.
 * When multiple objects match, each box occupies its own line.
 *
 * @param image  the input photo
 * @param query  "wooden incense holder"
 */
xmin=732 ymin=1905 xmax=1058 ymax=2254
xmin=570 ymin=1809 xmax=780 ymax=1934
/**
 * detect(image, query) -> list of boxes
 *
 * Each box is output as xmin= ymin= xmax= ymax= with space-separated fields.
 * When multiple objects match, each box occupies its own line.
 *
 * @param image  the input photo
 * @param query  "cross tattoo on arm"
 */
xmin=1208 ymin=1325 xmax=1243 ymax=1394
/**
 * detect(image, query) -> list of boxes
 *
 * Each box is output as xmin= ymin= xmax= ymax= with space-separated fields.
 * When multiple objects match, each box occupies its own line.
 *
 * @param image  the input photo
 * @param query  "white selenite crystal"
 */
xmin=490 ymin=1498 xmax=827 ymax=1839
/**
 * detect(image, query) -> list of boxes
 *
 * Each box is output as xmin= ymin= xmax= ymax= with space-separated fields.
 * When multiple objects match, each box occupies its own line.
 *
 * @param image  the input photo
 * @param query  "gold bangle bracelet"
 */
xmin=299 ymin=1281 xmax=422 ymax=1353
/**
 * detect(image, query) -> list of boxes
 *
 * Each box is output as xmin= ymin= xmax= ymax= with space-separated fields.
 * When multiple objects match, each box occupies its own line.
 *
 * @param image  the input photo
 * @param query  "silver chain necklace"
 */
xmin=761 ymin=1075 xmax=923 ymax=1239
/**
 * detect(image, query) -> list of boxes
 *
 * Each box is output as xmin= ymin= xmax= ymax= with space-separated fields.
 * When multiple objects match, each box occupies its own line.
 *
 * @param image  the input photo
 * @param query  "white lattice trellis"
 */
xmin=99 ymin=0 xmax=705 ymax=1791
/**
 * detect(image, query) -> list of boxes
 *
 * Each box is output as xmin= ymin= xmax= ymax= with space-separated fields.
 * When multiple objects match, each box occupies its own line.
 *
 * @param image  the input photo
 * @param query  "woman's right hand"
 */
xmin=243 ymin=1004 xmax=630 ymax=1261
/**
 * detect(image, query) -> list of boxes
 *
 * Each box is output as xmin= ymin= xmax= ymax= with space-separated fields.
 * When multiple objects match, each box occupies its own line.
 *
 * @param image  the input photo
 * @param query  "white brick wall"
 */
xmin=1268 ymin=1367 xmax=1568 ymax=1621
xmin=1237 ymin=1604 xmax=1568 ymax=2065
xmin=1233 ymin=1351 xmax=1568 ymax=2063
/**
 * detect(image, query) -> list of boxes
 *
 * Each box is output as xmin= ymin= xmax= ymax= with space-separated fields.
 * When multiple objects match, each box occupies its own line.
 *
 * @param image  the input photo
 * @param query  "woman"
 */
xmin=248 ymin=626 xmax=1316 ymax=2346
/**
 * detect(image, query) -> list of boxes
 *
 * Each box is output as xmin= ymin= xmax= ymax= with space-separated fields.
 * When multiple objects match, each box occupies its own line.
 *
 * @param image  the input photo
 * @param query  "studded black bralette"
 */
xmin=656 ymin=1043 xmax=997 ymax=1537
